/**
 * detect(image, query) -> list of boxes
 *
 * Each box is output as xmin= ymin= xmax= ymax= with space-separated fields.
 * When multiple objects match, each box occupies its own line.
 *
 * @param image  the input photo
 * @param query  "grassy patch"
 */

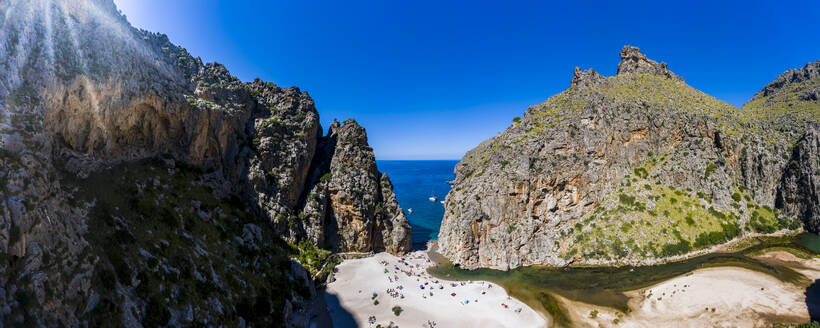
xmin=563 ymin=171 xmax=751 ymax=261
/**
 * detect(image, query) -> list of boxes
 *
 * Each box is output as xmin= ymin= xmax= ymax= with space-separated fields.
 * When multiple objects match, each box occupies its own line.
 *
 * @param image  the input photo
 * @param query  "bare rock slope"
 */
xmin=0 ymin=0 xmax=409 ymax=326
xmin=439 ymin=46 xmax=819 ymax=270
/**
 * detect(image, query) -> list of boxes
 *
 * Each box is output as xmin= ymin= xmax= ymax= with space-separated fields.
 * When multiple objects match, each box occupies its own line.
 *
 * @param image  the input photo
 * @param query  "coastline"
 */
xmin=324 ymin=245 xmax=547 ymax=328
xmin=325 ymin=235 xmax=819 ymax=327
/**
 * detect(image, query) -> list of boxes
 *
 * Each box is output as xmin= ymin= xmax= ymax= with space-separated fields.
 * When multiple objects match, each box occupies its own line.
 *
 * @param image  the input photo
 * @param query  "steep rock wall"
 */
xmin=439 ymin=46 xmax=814 ymax=270
xmin=0 ymin=0 xmax=410 ymax=326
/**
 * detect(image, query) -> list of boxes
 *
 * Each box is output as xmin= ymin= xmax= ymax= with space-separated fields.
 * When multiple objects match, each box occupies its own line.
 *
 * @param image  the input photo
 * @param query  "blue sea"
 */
xmin=377 ymin=160 xmax=458 ymax=250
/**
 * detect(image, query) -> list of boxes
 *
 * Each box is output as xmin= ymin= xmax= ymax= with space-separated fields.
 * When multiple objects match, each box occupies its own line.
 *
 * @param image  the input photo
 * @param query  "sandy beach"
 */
xmin=562 ymin=257 xmax=819 ymax=327
xmin=326 ymin=248 xmax=818 ymax=327
xmin=324 ymin=250 xmax=547 ymax=328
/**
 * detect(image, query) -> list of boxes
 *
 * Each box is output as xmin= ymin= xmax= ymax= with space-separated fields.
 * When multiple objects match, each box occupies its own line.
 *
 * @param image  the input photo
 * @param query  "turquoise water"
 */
xmin=377 ymin=160 xmax=457 ymax=249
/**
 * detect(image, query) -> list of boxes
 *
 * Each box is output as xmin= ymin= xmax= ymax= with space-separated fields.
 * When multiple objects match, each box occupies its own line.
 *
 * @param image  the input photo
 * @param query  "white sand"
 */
xmin=564 ymin=266 xmax=813 ymax=327
xmin=326 ymin=249 xmax=817 ymax=327
xmin=324 ymin=250 xmax=547 ymax=328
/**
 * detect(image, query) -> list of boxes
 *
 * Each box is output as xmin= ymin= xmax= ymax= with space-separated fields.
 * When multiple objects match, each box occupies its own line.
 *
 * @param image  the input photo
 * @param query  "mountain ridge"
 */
xmin=438 ymin=45 xmax=818 ymax=270
xmin=0 ymin=0 xmax=408 ymax=326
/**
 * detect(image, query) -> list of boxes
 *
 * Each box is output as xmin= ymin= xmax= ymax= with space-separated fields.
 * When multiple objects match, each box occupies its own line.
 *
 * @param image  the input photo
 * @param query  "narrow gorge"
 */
xmin=2 ymin=1 xmax=820 ymax=327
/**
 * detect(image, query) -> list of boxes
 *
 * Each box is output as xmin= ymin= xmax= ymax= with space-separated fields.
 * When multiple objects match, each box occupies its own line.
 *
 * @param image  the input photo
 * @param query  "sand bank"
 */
xmin=563 ymin=265 xmax=815 ymax=327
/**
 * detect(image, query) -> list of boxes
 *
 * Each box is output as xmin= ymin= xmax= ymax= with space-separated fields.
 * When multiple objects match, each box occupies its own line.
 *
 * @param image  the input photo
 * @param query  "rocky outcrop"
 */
xmin=758 ymin=60 xmax=820 ymax=98
xmin=777 ymin=126 xmax=820 ymax=232
xmin=570 ymin=67 xmax=606 ymax=87
xmin=0 ymin=0 xmax=409 ymax=326
xmin=439 ymin=46 xmax=811 ymax=270
xmin=293 ymin=119 xmax=411 ymax=254
xmin=617 ymin=45 xmax=682 ymax=82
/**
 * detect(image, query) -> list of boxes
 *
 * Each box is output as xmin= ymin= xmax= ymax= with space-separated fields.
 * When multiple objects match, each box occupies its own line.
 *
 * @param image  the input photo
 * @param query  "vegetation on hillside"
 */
xmin=560 ymin=152 xmax=800 ymax=261
xmin=65 ymin=159 xmax=318 ymax=327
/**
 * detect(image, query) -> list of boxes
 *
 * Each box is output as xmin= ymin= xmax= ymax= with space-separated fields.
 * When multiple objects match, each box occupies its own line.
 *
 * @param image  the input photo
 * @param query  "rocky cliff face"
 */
xmin=748 ymin=60 xmax=820 ymax=233
xmin=0 ymin=0 xmax=409 ymax=326
xmin=438 ymin=46 xmax=817 ymax=270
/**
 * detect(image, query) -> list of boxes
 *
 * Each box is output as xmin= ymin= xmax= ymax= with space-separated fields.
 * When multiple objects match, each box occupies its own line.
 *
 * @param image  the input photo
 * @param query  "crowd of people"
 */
xmin=367 ymin=252 xmax=524 ymax=326
xmin=325 ymin=245 xmax=548 ymax=328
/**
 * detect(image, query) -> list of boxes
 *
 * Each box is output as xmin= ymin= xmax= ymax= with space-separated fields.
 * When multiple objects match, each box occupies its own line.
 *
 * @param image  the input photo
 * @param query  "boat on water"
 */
xmin=440 ymin=201 xmax=445 ymax=205
xmin=428 ymin=196 xmax=438 ymax=202
xmin=408 ymin=208 xmax=413 ymax=214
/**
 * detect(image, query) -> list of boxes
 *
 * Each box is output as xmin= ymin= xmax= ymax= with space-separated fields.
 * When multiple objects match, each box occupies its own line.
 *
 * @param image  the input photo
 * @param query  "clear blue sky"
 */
xmin=113 ymin=0 xmax=820 ymax=160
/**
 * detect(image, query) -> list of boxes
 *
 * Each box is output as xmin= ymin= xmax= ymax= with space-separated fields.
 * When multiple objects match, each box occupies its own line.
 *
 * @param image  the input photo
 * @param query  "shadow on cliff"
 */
xmin=322 ymin=291 xmax=357 ymax=328
xmin=805 ymin=279 xmax=820 ymax=321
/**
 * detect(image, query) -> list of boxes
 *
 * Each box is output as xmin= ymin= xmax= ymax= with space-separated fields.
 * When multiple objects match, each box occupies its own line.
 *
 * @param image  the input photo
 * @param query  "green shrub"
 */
xmin=289 ymin=239 xmax=332 ymax=274
xmin=512 ymin=116 xmax=521 ymax=123
xmin=392 ymin=306 xmax=403 ymax=316
xmin=704 ymin=163 xmax=717 ymax=179
xmin=708 ymin=207 xmax=726 ymax=220
xmin=319 ymin=172 xmax=332 ymax=183
xmin=660 ymin=239 xmax=692 ymax=257
xmin=633 ymin=167 xmax=648 ymax=179
xmin=619 ymin=194 xmax=635 ymax=206
xmin=695 ymin=221 xmax=740 ymax=248
xmin=732 ymin=192 xmax=742 ymax=202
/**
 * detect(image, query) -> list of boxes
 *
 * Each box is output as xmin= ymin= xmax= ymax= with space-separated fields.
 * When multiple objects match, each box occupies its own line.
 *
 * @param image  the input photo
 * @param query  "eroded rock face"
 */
xmin=439 ymin=46 xmax=814 ymax=270
xmin=570 ymin=67 xmax=606 ymax=87
xmin=777 ymin=127 xmax=820 ymax=232
xmin=294 ymin=119 xmax=411 ymax=254
xmin=758 ymin=60 xmax=820 ymax=97
xmin=0 ymin=0 xmax=409 ymax=326
xmin=617 ymin=45 xmax=682 ymax=82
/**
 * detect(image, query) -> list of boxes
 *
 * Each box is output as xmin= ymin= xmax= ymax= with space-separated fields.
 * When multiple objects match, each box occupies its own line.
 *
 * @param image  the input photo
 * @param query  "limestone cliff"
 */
xmin=438 ymin=46 xmax=816 ymax=270
xmin=297 ymin=119 xmax=412 ymax=254
xmin=0 ymin=0 xmax=409 ymax=326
